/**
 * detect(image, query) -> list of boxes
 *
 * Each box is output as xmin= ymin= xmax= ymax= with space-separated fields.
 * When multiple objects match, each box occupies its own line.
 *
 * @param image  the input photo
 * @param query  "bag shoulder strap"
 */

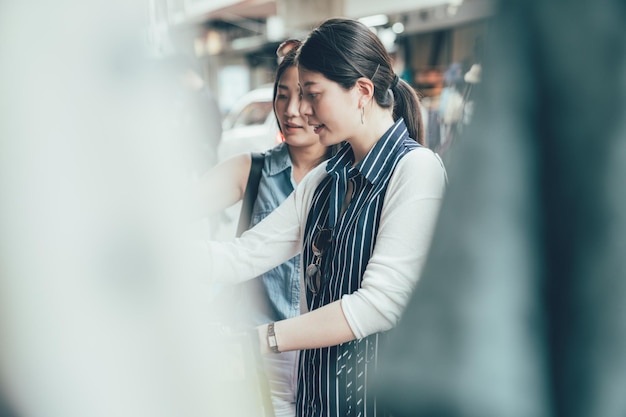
xmin=236 ymin=152 xmax=265 ymax=237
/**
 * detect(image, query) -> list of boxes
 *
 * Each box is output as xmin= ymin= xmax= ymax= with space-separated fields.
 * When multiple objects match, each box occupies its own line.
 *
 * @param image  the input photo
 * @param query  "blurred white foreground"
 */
xmin=0 ymin=1 xmax=265 ymax=416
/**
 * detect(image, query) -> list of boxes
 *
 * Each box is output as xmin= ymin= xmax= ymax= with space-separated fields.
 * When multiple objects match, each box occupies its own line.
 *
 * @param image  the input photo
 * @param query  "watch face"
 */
xmin=267 ymin=322 xmax=279 ymax=353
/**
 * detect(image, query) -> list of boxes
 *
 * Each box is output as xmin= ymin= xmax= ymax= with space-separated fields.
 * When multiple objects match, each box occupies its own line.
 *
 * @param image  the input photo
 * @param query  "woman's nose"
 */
xmin=286 ymin=96 xmax=300 ymax=116
xmin=299 ymin=98 xmax=312 ymax=117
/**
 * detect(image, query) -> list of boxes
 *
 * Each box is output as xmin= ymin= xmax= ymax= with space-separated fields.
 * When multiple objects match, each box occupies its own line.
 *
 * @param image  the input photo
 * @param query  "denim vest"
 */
xmin=246 ymin=142 xmax=300 ymax=324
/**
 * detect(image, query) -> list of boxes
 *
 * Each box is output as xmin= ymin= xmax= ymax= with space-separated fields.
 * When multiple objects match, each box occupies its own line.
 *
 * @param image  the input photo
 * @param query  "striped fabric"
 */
xmin=297 ymin=118 xmax=420 ymax=417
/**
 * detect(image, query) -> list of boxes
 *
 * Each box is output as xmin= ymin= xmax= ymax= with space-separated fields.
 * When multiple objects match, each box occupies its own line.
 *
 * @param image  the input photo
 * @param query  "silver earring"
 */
xmin=360 ymin=107 xmax=364 ymax=124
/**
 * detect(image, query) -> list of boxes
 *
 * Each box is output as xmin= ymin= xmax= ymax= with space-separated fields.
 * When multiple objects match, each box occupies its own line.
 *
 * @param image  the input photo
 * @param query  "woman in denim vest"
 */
xmin=200 ymin=40 xmax=334 ymax=417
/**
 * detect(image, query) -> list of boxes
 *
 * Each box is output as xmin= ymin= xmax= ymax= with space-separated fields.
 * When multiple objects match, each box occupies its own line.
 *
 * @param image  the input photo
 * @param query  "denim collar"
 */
xmin=266 ymin=141 xmax=292 ymax=176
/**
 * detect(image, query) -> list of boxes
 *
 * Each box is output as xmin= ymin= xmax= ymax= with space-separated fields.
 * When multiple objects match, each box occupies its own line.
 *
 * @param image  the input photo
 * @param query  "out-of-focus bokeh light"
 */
xmin=392 ymin=22 xmax=405 ymax=33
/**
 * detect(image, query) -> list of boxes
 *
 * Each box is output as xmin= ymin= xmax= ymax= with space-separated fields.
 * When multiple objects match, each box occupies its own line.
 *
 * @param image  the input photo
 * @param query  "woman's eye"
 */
xmin=307 ymin=93 xmax=318 ymax=99
xmin=277 ymin=94 xmax=287 ymax=99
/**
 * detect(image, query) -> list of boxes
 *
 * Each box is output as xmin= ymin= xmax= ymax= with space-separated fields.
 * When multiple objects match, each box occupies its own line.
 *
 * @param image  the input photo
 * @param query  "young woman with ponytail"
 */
xmin=204 ymin=18 xmax=446 ymax=417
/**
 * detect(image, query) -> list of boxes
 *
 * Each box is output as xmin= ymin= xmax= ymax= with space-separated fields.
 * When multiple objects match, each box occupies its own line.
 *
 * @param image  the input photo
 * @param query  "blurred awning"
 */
xmin=188 ymin=0 xmax=276 ymax=21
xmin=345 ymin=0 xmax=461 ymax=18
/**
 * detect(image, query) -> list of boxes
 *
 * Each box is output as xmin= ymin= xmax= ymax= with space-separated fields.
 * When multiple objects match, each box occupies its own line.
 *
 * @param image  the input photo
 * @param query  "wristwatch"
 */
xmin=267 ymin=322 xmax=280 ymax=354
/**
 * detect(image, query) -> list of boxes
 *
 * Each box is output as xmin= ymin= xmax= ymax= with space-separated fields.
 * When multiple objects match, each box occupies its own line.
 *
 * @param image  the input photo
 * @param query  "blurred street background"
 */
xmin=154 ymin=0 xmax=492 ymax=237
xmin=152 ymin=0 xmax=490 ymax=162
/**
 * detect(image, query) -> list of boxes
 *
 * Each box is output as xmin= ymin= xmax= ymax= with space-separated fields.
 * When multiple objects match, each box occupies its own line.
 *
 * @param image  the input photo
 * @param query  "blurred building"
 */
xmin=148 ymin=0 xmax=494 ymax=115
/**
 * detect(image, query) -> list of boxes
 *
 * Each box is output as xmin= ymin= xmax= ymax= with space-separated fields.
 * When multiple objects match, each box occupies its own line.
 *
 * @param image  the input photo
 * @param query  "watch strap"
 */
xmin=267 ymin=322 xmax=280 ymax=354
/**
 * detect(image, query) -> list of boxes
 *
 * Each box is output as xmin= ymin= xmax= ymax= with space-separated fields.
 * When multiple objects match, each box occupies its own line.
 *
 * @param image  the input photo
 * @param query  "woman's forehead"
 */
xmin=297 ymin=68 xmax=327 ymax=86
xmin=278 ymin=66 xmax=298 ymax=83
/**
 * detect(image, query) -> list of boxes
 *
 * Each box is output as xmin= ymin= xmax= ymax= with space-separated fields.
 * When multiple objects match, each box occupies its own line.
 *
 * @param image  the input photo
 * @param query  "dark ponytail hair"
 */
xmin=296 ymin=18 xmax=424 ymax=144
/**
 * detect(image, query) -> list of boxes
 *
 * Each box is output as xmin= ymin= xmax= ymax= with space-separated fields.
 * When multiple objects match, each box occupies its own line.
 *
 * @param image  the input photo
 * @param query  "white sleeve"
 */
xmin=198 ymin=162 xmax=328 ymax=284
xmin=341 ymin=148 xmax=446 ymax=338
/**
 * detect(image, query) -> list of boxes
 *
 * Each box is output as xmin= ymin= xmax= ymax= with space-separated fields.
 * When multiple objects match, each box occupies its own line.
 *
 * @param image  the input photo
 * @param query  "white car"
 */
xmin=217 ymin=84 xmax=281 ymax=162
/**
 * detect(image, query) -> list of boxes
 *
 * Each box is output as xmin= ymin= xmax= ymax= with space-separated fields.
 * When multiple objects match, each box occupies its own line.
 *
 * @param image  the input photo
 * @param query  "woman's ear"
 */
xmin=355 ymin=77 xmax=374 ymax=107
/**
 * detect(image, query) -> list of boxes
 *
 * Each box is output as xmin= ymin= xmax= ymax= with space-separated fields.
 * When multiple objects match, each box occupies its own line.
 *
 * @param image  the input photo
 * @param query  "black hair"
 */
xmin=296 ymin=18 xmax=424 ymax=144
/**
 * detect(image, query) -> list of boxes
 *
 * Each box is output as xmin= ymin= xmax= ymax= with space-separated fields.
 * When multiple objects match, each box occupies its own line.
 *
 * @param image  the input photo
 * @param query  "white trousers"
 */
xmin=262 ymin=350 xmax=299 ymax=417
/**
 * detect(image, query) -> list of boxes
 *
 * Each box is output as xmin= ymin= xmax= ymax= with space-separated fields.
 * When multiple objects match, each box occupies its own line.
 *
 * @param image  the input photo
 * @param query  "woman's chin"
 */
xmin=319 ymin=132 xmax=341 ymax=147
xmin=284 ymin=131 xmax=313 ymax=144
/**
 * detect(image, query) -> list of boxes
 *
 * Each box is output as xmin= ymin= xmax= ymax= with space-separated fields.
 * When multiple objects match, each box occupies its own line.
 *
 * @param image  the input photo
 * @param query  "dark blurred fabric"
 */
xmin=375 ymin=0 xmax=626 ymax=416
xmin=0 ymin=395 xmax=15 ymax=417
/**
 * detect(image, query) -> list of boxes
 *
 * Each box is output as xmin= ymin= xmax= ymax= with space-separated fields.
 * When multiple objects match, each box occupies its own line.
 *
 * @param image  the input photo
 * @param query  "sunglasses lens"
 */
xmin=307 ymin=270 xmax=322 ymax=293
xmin=313 ymin=228 xmax=332 ymax=251
xmin=307 ymin=228 xmax=332 ymax=294
xmin=306 ymin=263 xmax=318 ymax=280
xmin=313 ymin=270 xmax=321 ymax=292
xmin=276 ymin=39 xmax=300 ymax=58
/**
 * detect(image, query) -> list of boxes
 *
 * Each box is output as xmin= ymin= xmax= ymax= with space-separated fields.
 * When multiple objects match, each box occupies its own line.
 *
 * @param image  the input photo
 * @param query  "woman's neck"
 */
xmin=349 ymin=108 xmax=395 ymax=164
xmin=288 ymin=144 xmax=328 ymax=184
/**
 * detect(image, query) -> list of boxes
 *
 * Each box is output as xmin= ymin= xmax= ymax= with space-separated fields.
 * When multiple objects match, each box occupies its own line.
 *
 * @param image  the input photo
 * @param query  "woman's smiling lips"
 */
xmin=284 ymin=121 xmax=303 ymax=133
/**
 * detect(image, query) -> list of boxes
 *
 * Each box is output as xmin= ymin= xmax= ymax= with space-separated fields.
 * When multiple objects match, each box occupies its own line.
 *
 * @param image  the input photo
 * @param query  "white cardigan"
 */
xmin=203 ymin=147 xmax=446 ymax=339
